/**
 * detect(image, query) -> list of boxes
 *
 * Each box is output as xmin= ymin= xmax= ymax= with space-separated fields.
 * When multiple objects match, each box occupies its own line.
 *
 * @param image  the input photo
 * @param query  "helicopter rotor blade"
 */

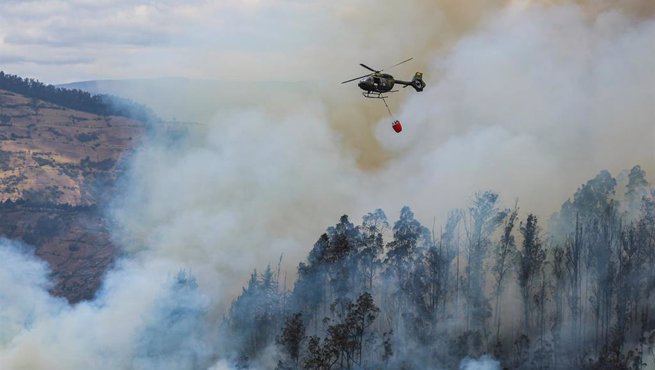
xmin=342 ymin=58 xmax=413 ymax=84
xmin=359 ymin=64 xmax=380 ymax=73
xmin=384 ymin=57 xmax=413 ymax=71
xmin=341 ymin=73 xmax=373 ymax=84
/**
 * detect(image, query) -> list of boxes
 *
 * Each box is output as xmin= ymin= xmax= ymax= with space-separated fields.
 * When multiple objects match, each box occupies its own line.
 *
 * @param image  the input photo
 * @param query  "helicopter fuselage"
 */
xmin=358 ymin=73 xmax=395 ymax=93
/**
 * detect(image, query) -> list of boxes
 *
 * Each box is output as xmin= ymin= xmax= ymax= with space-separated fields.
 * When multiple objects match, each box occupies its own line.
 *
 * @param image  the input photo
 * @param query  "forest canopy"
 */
xmin=220 ymin=165 xmax=655 ymax=370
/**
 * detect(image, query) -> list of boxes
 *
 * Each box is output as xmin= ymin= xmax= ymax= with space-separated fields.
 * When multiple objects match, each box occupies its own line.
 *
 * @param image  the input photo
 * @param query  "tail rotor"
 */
xmin=410 ymin=72 xmax=426 ymax=92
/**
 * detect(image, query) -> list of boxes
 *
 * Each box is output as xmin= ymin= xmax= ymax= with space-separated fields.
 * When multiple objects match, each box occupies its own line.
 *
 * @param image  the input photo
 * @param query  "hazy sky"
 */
xmin=0 ymin=0 xmax=387 ymax=84
xmin=2 ymin=0 xmax=655 ymax=85
xmin=0 ymin=0 xmax=513 ymax=85
xmin=0 ymin=1 xmax=320 ymax=83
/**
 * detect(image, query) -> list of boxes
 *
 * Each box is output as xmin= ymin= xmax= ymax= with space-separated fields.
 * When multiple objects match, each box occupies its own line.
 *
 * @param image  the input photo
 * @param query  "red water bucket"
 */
xmin=392 ymin=120 xmax=402 ymax=133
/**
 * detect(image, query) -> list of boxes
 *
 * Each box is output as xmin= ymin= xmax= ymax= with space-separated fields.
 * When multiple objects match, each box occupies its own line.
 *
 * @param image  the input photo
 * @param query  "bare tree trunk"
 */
xmin=495 ymin=290 xmax=502 ymax=340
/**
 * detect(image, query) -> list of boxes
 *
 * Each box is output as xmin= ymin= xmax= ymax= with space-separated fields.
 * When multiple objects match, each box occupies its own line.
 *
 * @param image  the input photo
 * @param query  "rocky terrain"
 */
xmin=0 ymin=88 xmax=144 ymax=302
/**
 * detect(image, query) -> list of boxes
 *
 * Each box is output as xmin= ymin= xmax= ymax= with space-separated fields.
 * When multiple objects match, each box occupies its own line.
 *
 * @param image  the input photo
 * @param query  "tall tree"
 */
xmin=358 ymin=209 xmax=388 ymax=290
xmin=278 ymin=313 xmax=306 ymax=369
xmin=587 ymin=201 xmax=619 ymax=348
xmin=551 ymin=170 xmax=617 ymax=238
xmin=385 ymin=206 xmax=430 ymax=284
xmin=517 ymin=214 xmax=545 ymax=335
xmin=293 ymin=215 xmax=364 ymax=326
xmin=464 ymin=191 xmax=506 ymax=333
xmin=490 ymin=203 xmax=518 ymax=340
xmin=383 ymin=206 xmax=431 ymax=333
xmin=308 ymin=292 xmax=380 ymax=370
xmin=550 ymin=245 xmax=566 ymax=366
xmin=439 ymin=210 xmax=463 ymax=320
xmin=565 ymin=215 xmax=583 ymax=359
xmin=624 ymin=165 xmax=650 ymax=222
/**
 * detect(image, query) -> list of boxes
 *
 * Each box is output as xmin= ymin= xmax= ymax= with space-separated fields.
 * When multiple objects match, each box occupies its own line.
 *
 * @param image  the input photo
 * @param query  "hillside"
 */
xmin=0 ymin=71 xmax=157 ymax=122
xmin=0 ymin=88 xmax=145 ymax=302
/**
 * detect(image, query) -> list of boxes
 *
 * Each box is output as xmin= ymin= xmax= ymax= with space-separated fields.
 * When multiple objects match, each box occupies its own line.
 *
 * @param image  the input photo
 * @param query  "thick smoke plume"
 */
xmin=0 ymin=1 xmax=653 ymax=369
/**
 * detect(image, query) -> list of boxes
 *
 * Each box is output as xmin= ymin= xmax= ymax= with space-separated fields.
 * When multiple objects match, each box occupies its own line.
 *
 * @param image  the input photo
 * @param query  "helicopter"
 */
xmin=341 ymin=58 xmax=425 ymax=133
xmin=341 ymin=57 xmax=426 ymax=99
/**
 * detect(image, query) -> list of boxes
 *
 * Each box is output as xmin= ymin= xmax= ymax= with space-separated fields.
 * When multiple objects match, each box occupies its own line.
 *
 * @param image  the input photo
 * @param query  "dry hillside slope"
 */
xmin=0 ymin=88 xmax=144 ymax=302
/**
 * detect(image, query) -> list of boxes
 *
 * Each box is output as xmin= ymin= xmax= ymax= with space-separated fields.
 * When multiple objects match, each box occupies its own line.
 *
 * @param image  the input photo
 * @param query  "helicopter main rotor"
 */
xmin=341 ymin=57 xmax=413 ymax=84
xmin=359 ymin=63 xmax=379 ymax=73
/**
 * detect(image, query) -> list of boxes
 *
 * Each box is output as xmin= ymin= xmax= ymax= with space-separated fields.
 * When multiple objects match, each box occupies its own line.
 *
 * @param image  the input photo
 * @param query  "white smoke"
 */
xmin=0 ymin=241 xmax=214 ymax=369
xmin=0 ymin=2 xmax=653 ymax=369
xmin=0 ymin=239 xmax=65 ymax=346
xmin=110 ymin=105 xmax=366 ymax=299
xmin=379 ymin=3 xmax=655 ymax=215
xmin=459 ymin=355 xmax=501 ymax=370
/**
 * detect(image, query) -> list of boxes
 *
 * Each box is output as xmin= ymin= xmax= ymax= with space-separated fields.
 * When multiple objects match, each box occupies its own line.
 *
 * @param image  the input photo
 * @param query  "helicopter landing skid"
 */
xmin=363 ymin=92 xmax=387 ymax=99
xmin=362 ymin=91 xmax=397 ymax=99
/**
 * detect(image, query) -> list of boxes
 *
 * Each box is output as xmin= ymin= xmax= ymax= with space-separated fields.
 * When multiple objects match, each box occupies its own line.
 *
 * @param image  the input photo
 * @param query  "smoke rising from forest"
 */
xmin=0 ymin=1 xmax=654 ymax=369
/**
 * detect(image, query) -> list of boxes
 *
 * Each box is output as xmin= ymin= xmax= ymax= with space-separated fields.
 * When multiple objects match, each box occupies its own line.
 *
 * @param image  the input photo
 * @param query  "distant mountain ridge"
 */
xmin=59 ymin=77 xmax=316 ymax=123
xmin=0 ymin=71 xmax=158 ymax=122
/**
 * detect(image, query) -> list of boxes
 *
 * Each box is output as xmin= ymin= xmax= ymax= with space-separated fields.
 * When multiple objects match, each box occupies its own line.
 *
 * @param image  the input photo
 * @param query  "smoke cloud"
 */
xmin=459 ymin=355 xmax=501 ymax=370
xmin=0 ymin=242 xmax=216 ymax=369
xmin=1 ymin=1 xmax=654 ymax=369
xmin=380 ymin=2 xmax=655 ymax=214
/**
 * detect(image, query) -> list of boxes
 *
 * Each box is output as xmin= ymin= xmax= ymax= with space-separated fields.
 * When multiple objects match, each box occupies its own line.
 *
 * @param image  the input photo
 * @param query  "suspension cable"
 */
xmin=381 ymin=97 xmax=395 ymax=120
